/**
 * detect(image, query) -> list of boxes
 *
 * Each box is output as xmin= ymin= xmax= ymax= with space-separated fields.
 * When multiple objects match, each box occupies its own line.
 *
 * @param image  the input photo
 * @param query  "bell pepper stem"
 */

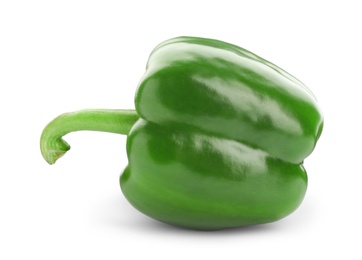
xmin=40 ymin=109 xmax=139 ymax=165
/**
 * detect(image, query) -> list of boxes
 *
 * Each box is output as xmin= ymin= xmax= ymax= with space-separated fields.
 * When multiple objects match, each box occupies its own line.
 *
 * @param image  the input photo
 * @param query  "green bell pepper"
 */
xmin=40 ymin=36 xmax=323 ymax=230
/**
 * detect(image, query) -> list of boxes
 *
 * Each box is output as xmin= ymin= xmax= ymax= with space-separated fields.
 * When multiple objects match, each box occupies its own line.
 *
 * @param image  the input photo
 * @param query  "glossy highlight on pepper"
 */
xmin=40 ymin=36 xmax=323 ymax=230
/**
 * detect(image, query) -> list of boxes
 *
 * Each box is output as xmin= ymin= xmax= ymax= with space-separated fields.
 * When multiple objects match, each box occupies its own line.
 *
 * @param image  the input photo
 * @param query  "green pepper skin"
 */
xmin=121 ymin=120 xmax=308 ymax=230
xmin=122 ymin=37 xmax=322 ymax=229
xmin=40 ymin=36 xmax=323 ymax=230
xmin=136 ymin=37 xmax=323 ymax=164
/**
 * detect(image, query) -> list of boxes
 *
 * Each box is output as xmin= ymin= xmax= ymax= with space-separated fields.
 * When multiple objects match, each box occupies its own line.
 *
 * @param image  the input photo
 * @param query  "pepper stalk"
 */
xmin=40 ymin=109 xmax=139 ymax=164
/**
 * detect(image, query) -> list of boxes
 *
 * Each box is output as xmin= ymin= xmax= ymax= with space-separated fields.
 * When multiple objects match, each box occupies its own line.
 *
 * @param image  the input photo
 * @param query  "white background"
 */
xmin=1 ymin=0 xmax=361 ymax=259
